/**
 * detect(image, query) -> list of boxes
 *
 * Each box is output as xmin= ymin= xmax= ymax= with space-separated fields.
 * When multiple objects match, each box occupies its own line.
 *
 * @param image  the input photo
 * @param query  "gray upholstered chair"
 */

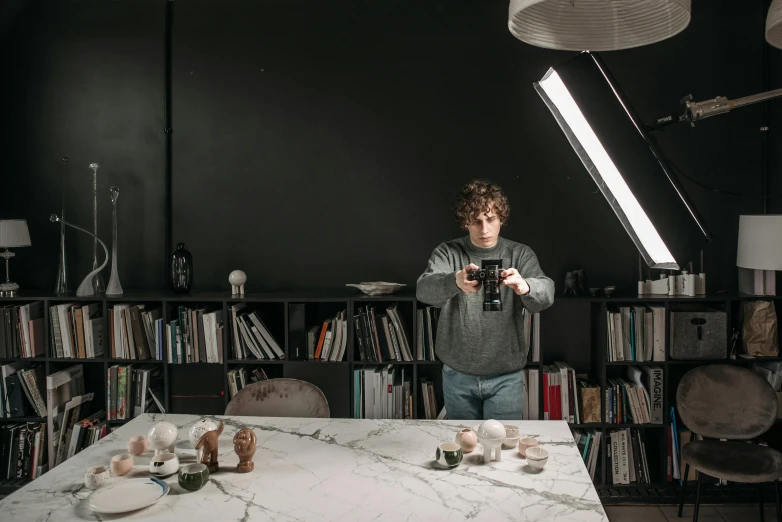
xmin=224 ymin=378 xmax=330 ymax=418
xmin=676 ymin=364 xmax=782 ymax=521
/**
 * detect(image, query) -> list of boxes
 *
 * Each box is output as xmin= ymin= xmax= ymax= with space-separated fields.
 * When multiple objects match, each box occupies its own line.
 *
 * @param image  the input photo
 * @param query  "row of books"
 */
xmin=0 ymin=422 xmax=47 ymax=481
xmin=50 ymin=303 xmax=103 ymax=359
xmin=415 ymin=306 xmax=440 ymax=361
xmin=607 ymin=305 xmax=665 ymax=362
xmin=608 ymin=428 xmax=652 ymax=485
xmin=108 ymin=304 xmax=162 ymax=360
xmin=605 ymin=366 xmax=664 ymax=425
xmin=521 ymin=367 xmax=539 ymax=420
xmin=420 ymin=378 xmax=445 ymax=420
xmin=543 ymin=363 xmax=601 ymax=423
xmin=524 ymin=310 xmax=541 ymax=363
xmin=308 ymin=310 xmax=347 ymax=361
xmin=572 ymin=428 xmax=602 ymax=481
xmin=164 ymin=306 xmax=227 ymax=364
xmin=229 ymin=304 xmax=284 ymax=361
xmin=1 ymin=363 xmax=47 ymax=418
xmin=58 ymin=409 xmax=108 ymax=466
xmin=354 ymin=304 xmax=414 ymax=362
xmin=107 ymin=364 xmax=164 ymax=421
xmin=353 ymin=365 xmax=413 ymax=419
xmin=227 ymin=366 xmax=269 ymax=398
xmin=2 ymin=302 xmax=44 ymax=359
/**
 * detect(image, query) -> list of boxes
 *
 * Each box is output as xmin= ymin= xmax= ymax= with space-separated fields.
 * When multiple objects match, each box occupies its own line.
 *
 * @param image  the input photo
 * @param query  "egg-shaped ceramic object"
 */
xmin=455 ymin=428 xmax=478 ymax=453
xmin=477 ymin=419 xmax=506 ymax=440
xmin=188 ymin=418 xmax=219 ymax=447
xmin=147 ymin=421 xmax=179 ymax=455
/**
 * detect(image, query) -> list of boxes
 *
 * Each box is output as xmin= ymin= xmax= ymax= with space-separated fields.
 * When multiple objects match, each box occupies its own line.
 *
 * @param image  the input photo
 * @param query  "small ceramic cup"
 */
xmin=178 ymin=463 xmax=210 ymax=491
xmin=110 ymin=453 xmax=134 ymax=477
xmin=518 ymin=437 xmax=538 ymax=458
xmin=149 ymin=452 xmax=180 ymax=477
xmin=84 ymin=465 xmax=110 ymax=489
xmin=525 ymin=446 xmax=549 ymax=470
xmin=502 ymin=425 xmax=520 ymax=449
xmin=455 ymin=428 xmax=478 ymax=454
xmin=435 ymin=442 xmax=463 ymax=469
xmin=127 ymin=435 xmax=148 ymax=456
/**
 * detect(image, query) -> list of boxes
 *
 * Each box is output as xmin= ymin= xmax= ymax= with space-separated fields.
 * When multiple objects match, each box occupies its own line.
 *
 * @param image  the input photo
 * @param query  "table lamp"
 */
xmin=0 ymin=219 xmax=31 ymax=297
xmin=737 ymin=215 xmax=782 ymax=296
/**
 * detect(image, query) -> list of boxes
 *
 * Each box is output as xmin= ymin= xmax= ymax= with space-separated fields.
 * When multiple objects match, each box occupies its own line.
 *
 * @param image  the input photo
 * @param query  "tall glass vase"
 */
xmin=89 ymin=163 xmax=105 ymax=293
xmin=55 ymin=157 xmax=69 ymax=294
xmin=105 ymin=186 xmax=123 ymax=296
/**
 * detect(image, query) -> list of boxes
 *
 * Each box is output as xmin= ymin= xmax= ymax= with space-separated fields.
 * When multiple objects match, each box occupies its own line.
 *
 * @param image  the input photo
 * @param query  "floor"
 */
xmin=606 ymin=505 xmax=780 ymax=522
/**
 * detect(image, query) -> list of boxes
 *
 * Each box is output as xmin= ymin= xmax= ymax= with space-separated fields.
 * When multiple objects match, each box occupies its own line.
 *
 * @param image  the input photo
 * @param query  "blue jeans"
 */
xmin=442 ymin=364 xmax=524 ymax=421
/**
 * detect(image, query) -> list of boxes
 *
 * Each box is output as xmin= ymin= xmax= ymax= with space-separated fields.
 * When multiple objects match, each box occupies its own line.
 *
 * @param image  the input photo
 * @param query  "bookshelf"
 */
xmin=0 ymin=289 xmax=780 ymax=503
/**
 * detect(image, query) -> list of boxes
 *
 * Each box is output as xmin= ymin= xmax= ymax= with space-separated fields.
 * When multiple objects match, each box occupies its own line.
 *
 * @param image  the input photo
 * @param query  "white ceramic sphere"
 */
xmin=147 ymin=421 xmax=178 ymax=452
xmin=188 ymin=418 xmax=219 ymax=447
xmin=229 ymin=270 xmax=247 ymax=286
xmin=477 ymin=419 xmax=506 ymax=440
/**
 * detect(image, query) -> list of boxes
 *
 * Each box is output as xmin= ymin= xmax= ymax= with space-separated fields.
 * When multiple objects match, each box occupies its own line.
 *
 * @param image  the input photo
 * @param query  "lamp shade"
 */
xmin=737 ymin=215 xmax=782 ymax=271
xmin=0 ymin=220 xmax=31 ymax=248
xmin=508 ymin=0 xmax=691 ymax=51
xmin=767 ymin=0 xmax=782 ymax=49
xmin=534 ymin=52 xmax=710 ymax=270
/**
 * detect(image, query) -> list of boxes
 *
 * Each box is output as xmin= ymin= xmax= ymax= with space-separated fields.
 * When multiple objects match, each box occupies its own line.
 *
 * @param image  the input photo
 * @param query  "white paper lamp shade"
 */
xmin=767 ymin=0 xmax=782 ymax=49
xmin=737 ymin=215 xmax=782 ymax=271
xmin=508 ymin=0 xmax=692 ymax=51
xmin=0 ymin=220 xmax=31 ymax=248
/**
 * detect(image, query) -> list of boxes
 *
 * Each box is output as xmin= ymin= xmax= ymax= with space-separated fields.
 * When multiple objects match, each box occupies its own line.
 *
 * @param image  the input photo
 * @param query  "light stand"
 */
xmin=651 ymin=88 xmax=782 ymax=128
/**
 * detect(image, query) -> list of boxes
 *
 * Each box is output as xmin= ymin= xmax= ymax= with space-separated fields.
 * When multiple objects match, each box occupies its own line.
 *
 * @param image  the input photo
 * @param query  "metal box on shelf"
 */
xmin=670 ymin=305 xmax=727 ymax=360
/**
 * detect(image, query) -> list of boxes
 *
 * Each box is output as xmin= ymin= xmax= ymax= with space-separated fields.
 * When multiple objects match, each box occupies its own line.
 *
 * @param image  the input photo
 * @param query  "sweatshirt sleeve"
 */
xmin=517 ymin=247 xmax=555 ymax=314
xmin=416 ymin=243 xmax=461 ymax=308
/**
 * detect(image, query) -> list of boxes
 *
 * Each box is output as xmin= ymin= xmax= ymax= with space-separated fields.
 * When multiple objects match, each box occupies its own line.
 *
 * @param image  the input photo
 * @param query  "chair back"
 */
xmin=676 ymin=364 xmax=777 ymax=440
xmin=224 ymin=378 xmax=330 ymax=418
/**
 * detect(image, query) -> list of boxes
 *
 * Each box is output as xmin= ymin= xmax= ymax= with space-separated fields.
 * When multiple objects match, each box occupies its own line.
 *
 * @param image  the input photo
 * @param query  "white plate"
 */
xmin=87 ymin=477 xmax=170 ymax=514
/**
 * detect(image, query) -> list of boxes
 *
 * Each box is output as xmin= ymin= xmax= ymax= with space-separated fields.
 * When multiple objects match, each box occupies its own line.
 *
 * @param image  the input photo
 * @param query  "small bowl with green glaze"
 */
xmin=178 ymin=463 xmax=210 ymax=491
xmin=435 ymin=442 xmax=463 ymax=469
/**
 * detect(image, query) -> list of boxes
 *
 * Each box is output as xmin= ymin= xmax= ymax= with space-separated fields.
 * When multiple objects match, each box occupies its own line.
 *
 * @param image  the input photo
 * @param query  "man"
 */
xmin=416 ymin=179 xmax=555 ymax=420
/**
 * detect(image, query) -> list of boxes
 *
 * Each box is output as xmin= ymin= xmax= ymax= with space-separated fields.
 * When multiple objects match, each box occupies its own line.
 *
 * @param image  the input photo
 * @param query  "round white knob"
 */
xmin=229 ymin=270 xmax=247 ymax=286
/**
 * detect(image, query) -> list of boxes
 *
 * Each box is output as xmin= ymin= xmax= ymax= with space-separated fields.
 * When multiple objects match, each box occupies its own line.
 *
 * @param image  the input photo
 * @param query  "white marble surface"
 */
xmin=0 ymin=414 xmax=608 ymax=521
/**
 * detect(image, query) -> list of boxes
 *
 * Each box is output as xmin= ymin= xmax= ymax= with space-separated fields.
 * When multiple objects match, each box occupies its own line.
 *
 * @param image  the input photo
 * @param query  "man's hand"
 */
xmin=456 ymin=264 xmax=481 ymax=294
xmin=501 ymin=268 xmax=530 ymax=296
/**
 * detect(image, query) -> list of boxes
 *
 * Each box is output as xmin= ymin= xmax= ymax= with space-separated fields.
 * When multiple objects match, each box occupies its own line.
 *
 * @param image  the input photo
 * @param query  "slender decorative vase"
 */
xmin=89 ymin=163 xmax=105 ymax=294
xmin=55 ymin=157 xmax=69 ymax=295
xmin=105 ymin=187 xmax=123 ymax=296
xmin=170 ymin=243 xmax=193 ymax=294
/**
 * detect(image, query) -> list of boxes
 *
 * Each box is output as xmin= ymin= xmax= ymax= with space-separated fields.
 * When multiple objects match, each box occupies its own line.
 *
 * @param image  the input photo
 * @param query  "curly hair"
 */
xmin=453 ymin=179 xmax=510 ymax=229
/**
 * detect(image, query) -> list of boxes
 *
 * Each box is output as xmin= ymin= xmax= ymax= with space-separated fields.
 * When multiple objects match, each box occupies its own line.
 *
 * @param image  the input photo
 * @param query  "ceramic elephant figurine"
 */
xmin=195 ymin=420 xmax=224 ymax=473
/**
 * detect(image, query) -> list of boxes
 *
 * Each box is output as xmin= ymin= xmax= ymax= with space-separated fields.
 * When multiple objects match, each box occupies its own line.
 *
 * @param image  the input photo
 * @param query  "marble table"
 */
xmin=0 ymin=414 xmax=608 ymax=521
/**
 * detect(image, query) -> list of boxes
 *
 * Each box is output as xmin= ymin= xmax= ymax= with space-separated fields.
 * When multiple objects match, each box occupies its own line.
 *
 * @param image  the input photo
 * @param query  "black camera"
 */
xmin=467 ymin=259 xmax=505 ymax=311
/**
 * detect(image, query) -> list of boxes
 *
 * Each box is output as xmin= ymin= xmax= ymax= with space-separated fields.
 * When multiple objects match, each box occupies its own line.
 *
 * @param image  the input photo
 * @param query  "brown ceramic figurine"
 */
xmin=195 ymin=420 xmax=224 ymax=473
xmin=233 ymin=428 xmax=257 ymax=473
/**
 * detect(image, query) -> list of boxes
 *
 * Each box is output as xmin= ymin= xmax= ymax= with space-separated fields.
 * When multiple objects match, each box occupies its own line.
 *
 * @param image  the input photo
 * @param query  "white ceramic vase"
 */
xmin=147 ymin=421 xmax=178 ymax=455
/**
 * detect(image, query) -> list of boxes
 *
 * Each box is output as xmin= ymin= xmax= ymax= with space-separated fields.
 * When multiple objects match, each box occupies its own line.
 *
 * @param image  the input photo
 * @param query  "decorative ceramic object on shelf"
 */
xmin=149 ymin=452 xmax=180 ymax=477
xmin=195 ymin=420 xmax=224 ymax=473
xmin=86 ymin=477 xmax=170 ymax=514
xmin=49 ymin=214 xmax=109 ymax=298
xmin=234 ymin=427 xmax=257 ymax=473
xmin=88 ymin=162 xmax=105 ymax=294
xmin=110 ymin=453 xmax=133 ymax=477
xmin=435 ymin=442 xmax=463 ymax=469
xmin=188 ymin=417 xmax=219 ymax=447
xmin=475 ymin=419 xmax=506 ymax=463
xmin=105 ymin=186 xmax=123 ymax=296
xmin=525 ymin=446 xmax=549 ymax=470
xmin=178 ymin=463 xmax=210 ymax=491
xmin=603 ymin=286 xmax=615 ymax=298
xmin=171 ymin=242 xmax=193 ymax=294
xmin=55 ymin=157 xmax=69 ymax=295
xmin=127 ymin=435 xmax=148 ymax=456
xmin=502 ymin=425 xmax=520 ymax=449
xmin=147 ymin=421 xmax=178 ymax=455
xmin=345 ymin=281 xmax=406 ymax=296
xmin=84 ymin=465 xmax=110 ymax=489
xmin=229 ymin=269 xmax=247 ymax=296
xmin=518 ymin=437 xmax=538 ymax=458
xmin=454 ymin=428 xmax=478 ymax=454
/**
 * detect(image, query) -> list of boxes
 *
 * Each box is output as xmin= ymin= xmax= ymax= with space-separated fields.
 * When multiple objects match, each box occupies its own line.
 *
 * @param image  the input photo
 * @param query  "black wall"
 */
xmin=1 ymin=0 xmax=776 ymax=295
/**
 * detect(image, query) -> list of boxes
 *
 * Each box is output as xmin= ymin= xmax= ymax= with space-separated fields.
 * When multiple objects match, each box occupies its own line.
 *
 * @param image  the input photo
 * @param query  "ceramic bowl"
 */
xmin=455 ymin=428 xmax=478 ymax=453
xmin=525 ymin=446 xmax=549 ymax=470
xmin=127 ymin=435 xmax=148 ymax=456
xmin=502 ymin=425 xmax=520 ymax=449
xmin=188 ymin=418 xmax=219 ymax=447
xmin=149 ymin=452 xmax=180 ymax=477
xmin=110 ymin=453 xmax=134 ymax=477
xmin=178 ymin=463 xmax=210 ymax=491
xmin=518 ymin=437 xmax=538 ymax=458
xmin=435 ymin=442 xmax=463 ymax=469
xmin=85 ymin=466 xmax=110 ymax=489
xmin=345 ymin=282 xmax=406 ymax=296
xmin=148 ymin=421 xmax=178 ymax=455
xmin=604 ymin=286 xmax=616 ymax=298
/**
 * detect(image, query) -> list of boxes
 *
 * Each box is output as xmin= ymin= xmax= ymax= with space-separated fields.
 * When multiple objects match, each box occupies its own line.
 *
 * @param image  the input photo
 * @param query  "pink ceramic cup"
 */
xmin=518 ymin=437 xmax=538 ymax=458
xmin=128 ymin=435 xmax=148 ymax=456
xmin=110 ymin=453 xmax=134 ymax=476
xmin=455 ymin=428 xmax=478 ymax=454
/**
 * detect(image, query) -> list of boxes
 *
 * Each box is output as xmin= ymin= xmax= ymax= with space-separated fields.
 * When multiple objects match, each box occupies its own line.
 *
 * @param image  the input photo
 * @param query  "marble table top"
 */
xmin=0 ymin=414 xmax=607 ymax=521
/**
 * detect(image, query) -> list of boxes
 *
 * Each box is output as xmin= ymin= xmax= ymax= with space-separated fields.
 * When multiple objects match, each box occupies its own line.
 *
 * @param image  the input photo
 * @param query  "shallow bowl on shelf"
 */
xmin=345 ymin=282 xmax=406 ymax=296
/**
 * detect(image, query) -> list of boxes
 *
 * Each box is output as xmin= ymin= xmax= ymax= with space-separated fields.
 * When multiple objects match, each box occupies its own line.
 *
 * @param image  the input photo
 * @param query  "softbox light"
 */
xmin=534 ymin=51 xmax=711 ymax=270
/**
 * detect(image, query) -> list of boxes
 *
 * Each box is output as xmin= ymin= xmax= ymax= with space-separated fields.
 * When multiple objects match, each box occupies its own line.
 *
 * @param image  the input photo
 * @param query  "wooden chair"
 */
xmin=224 ymin=378 xmax=330 ymax=418
xmin=676 ymin=364 xmax=782 ymax=521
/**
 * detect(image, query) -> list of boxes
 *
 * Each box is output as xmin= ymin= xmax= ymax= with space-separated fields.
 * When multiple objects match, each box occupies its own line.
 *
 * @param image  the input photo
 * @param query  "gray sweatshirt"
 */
xmin=416 ymin=236 xmax=555 ymax=376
